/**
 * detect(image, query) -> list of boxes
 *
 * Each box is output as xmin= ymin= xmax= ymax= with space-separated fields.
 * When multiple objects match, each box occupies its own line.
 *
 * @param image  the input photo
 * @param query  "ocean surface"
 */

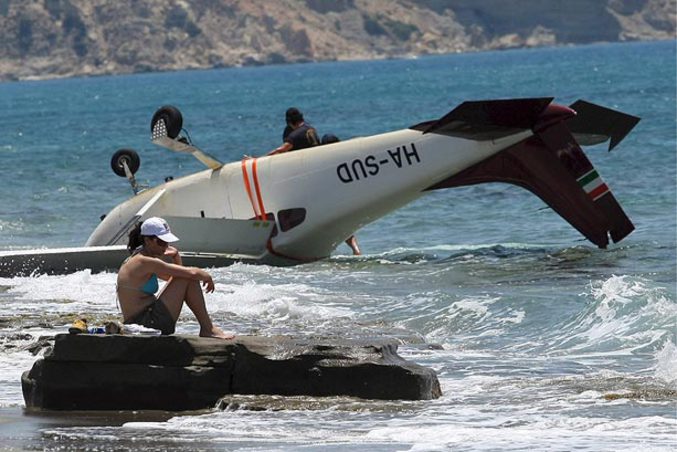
xmin=0 ymin=40 xmax=675 ymax=450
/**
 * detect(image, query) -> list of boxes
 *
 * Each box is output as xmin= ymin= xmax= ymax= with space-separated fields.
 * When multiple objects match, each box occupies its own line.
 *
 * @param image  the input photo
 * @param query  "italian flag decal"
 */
xmin=577 ymin=169 xmax=609 ymax=201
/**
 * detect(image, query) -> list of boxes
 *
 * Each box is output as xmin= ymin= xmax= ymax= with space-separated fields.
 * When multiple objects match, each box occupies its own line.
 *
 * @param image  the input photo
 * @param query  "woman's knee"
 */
xmin=187 ymin=279 xmax=203 ymax=293
xmin=160 ymin=278 xmax=202 ymax=302
xmin=167 ymin=277 xmax=192 ymax=290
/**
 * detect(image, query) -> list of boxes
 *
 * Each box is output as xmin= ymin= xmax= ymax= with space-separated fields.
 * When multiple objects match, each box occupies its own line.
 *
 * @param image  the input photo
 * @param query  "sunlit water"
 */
xmin=0 ymin=41 xmax=675 ymax=450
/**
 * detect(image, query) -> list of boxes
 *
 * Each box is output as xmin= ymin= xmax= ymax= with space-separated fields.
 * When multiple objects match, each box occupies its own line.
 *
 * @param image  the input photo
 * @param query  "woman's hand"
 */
xmin=164 ymin=246 xmax=182 ymax=265
xmin=202 ymin=275 xmax=215 ymax=293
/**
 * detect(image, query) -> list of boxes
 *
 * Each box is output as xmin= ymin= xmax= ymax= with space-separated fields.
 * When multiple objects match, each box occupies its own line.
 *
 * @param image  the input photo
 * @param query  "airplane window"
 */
xmin=277 ymin=208 xmax=306 ymax=232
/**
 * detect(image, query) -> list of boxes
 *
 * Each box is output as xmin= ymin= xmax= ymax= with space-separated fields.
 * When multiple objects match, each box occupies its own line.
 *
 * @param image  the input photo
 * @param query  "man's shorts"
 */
xmin=124 ymin=300 xmax=176 ymax=335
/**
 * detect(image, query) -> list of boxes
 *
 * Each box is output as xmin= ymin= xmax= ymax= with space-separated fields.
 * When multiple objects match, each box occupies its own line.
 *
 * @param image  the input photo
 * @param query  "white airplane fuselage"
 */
xmin=86 ymin=127 xmax=532 ymax=262
xmin=0 ymin=98 xmax=637 ymax=276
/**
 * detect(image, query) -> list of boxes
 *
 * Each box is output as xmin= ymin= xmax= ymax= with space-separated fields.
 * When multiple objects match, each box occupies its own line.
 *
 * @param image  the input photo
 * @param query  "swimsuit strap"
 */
xmin=116 ymin=274 xmax=158 ymax=295
xmin=121 ymin=246 xmax=142 ymax=265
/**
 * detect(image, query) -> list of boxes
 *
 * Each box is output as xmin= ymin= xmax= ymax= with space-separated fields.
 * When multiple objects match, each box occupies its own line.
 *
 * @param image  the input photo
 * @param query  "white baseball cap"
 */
xmin=140 ymin=217 xmax=179 ymax=242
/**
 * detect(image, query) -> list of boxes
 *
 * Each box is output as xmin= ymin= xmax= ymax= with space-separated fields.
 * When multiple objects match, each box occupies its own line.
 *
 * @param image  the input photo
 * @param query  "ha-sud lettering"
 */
xmin=337 ymin=143 xmax=421 ymax=183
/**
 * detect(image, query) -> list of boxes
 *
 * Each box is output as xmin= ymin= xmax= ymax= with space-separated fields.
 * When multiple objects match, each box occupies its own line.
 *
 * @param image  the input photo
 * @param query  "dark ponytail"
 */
xmin=127 ymin=222 xmax=144 ymax=253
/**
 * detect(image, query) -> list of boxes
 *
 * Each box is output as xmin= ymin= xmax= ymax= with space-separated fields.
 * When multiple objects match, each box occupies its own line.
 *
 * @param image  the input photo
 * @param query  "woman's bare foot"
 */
xmin=200 ymin=326 xmax=235 ymax=339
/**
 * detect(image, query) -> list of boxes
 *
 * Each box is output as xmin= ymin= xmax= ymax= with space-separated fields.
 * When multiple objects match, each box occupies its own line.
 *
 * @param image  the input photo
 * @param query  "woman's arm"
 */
xmin=144 ymin=256 xmax=215 ymax=293
xmin=157 ymin=246 xmax=182 ymax=280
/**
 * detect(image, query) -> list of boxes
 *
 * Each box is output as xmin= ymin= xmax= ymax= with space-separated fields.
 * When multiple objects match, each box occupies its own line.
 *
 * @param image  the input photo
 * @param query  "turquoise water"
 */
xmin=0 ymin=41 xmax=675 ymax=450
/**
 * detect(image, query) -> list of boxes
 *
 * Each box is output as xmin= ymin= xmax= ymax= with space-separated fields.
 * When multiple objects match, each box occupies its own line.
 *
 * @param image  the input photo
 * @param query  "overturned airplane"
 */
xmin=0 ymin=98 xmax=639 ymax=276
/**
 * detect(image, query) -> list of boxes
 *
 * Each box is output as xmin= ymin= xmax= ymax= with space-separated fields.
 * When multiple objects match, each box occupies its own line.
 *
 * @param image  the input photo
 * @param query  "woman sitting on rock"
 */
xmin=116 ymin=217 xmax=232 ymax=339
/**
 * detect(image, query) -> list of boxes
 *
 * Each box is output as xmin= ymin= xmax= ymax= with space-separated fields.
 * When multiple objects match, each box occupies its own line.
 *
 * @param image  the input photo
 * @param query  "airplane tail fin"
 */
xmin=537 ymin=121 xmax=635 ymax=244
xmin=426 ymin=99 xmax=638 ymax=248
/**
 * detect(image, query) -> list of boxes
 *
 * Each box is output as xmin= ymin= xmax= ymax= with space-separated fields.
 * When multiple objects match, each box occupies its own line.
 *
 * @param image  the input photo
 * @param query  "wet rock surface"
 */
xmin=22 ymin=334 xmax=441 ymax=411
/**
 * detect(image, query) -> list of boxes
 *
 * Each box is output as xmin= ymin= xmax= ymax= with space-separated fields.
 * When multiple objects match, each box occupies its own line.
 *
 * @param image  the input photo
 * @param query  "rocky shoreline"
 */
xmin=0 ymin=0 xmax=673 ymax=82
xmin=22 ymin=334 xmax=441 ymax=411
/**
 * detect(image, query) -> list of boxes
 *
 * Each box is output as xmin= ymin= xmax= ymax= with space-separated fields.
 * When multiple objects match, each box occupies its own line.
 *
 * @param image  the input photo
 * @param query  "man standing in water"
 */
xmin=321 ymin=133 xmax=361 ymax=256
xmin=116 ymin=217 xmax=233 ymax=339
xmin=268 ymin=107 xmax=320 ymax=155
xmin=268 ymin=110 xmax=361 ymax=256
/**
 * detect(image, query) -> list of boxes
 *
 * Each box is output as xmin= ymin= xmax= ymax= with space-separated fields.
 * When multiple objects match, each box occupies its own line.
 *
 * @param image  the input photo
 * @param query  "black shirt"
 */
xmin=282 ymin=125 xmax=293 ymax=141
xmin=285 ymin=123 xmax=319 ymax=151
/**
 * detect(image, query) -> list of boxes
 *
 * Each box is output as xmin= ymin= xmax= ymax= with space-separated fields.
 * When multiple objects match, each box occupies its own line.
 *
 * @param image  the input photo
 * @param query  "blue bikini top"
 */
xmin=141 ymin=273 xmax=159 ymax=295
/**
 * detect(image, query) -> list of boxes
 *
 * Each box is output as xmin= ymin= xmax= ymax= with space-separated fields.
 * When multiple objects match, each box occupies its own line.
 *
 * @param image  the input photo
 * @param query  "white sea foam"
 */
xmin=0 ymin=350 xmax=42 ymax=407
xmin=552 ymin=275 xmax=676 ymax=359
xmin=0 ymin=329 xmax=53 ymax=407
xmin=122 ymin=409 xmax=369 ymax=445
xmin=207 ymin=281 xmax=352 ymax=322
xmin=420 ymin=295 xmax=528 ymax=344
xmin=0 ymin=218 xmax=24 ymax=234
xmin=2 ymin=270 xmax=118 ymax=315
xmin=654 ymin=340 xmax=677 ymax=385
xmin=450 ymin=298 xmax=495 ymax=317
xmin=2 ymin=266 xmax=353 ymax=327
xmin=364 ymin=419 xmax=676 ymax=451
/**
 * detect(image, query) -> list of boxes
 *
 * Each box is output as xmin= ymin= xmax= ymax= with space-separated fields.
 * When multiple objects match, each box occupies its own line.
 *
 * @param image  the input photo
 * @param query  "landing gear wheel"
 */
xmin=111 ymin=148 xmax=140 ymax=178
xmin=151 ymin=105 xmax=183 ymax=139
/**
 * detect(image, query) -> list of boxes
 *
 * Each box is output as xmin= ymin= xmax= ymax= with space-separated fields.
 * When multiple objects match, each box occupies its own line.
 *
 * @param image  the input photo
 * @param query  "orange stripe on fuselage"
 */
xmin=252 ymin=158 xmax=267 ymax=219
xmin=241 ymin=158 xmax=260 ymax=219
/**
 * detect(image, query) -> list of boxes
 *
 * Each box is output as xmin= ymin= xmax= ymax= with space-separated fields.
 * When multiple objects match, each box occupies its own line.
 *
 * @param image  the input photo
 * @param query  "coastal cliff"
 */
xmin=0 ymin=0 xmax=674 ymax=81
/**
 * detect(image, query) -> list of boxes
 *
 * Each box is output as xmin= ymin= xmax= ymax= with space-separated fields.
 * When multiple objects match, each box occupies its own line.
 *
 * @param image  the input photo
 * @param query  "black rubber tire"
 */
xmin=111 ymin=149 xmax=141 ymax=177
xmin=151 ymin=105 xmax=183 ymax=139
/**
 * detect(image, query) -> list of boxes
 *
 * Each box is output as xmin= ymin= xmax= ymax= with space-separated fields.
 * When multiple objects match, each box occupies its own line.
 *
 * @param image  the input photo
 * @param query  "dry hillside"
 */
xmin=0 ymin=0 xmax=674 ymax=80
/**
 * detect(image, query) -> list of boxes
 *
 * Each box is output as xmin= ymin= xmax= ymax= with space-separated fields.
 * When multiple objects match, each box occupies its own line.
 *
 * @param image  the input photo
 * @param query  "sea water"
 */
xmin=0 ymin=40 xmax=675 ymax=450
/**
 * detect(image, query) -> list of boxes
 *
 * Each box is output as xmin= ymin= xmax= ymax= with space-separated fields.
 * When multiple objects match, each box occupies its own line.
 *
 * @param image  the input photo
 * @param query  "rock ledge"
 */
xmin=22 ymin=334 xmax=441 ymax=411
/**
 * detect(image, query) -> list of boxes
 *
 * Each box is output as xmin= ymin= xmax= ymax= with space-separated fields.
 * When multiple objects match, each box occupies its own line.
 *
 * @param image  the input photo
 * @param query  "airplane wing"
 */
xmin=1 ymin=218 xmax=276 ymax=277
xmin=411 ymin=98 xmax=554 ymax=140
xmin=0 ymin=246 xmax=129 ymax=277
xmin=411 ymin=98 xmax=639 ymax=151
xmin=0 ymin=245 xmax=275 ymax=277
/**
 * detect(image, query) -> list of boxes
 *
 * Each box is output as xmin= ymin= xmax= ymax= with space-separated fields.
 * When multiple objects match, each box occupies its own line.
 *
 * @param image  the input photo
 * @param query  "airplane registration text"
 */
xmin=337 ymin=143 xmax=421 ymax=183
